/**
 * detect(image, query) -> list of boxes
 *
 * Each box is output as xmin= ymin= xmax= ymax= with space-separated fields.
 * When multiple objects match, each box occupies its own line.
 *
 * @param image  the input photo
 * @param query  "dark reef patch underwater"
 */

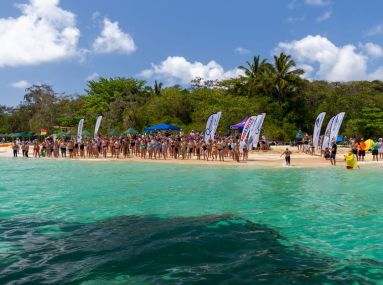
xmin=1 ymin=215 xmax=382 ymax=284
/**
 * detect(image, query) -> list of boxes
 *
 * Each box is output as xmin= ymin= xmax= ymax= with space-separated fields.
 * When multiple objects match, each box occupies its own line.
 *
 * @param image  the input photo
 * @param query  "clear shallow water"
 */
xmin=0 ymin=158 xmax=382 ymax=284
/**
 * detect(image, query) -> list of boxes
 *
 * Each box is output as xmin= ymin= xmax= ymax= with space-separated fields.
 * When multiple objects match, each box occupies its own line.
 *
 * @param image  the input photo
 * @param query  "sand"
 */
xmin=1 ymin=143 xmax=382 ymax=168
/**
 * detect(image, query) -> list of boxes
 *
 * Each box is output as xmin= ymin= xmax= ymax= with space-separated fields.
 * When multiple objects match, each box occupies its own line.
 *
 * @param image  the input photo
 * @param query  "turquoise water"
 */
xmin=1 ymin=158 xmax=383 ymax=284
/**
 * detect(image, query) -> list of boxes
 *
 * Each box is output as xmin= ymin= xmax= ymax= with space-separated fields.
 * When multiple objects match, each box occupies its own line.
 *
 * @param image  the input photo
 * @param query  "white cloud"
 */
xmin=368 ymin=67 xmax=383 ymax=79
xmin=297 ymin=64 xmax=314 ymax=79
xmin=276 ymin=35 xmax=383 ymax=81
xmin=305 ymin=0 xmax=328 ymax=6
xmin=367 ymin=24 xmax=383 ymax=36
xmin=360 ymin=43 xmax=383 ymax=58
xmin=286 ymin=15 xmax=305 ymax=23
xmin=0 ymin=0 xmax=81 ymax=67
xmin=139 ymin=56 xmax=243 ymax=85
xmin=316 ymin=10 xmax=332 ymax=22
xmin=93 ymin=18 xmax=136 ymax=54
xmin=235 ymin=47 xmax=251 ymax=55
xmin=86 ymin=72 xmax=100 ymax=81
xmin=92 ymin=11 xmax=101 ymax=22
xmin=10 ymin=80 xmax=31 ymax=89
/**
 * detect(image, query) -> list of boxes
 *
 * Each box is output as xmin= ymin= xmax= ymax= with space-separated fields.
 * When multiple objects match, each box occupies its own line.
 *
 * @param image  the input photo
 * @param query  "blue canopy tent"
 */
xmin=144 ymin=123 xmax=180 ymax=132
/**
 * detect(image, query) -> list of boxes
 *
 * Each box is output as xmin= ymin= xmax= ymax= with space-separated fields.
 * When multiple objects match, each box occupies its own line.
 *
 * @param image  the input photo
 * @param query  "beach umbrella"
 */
xmin=82 ymin=129 xmax=91 ymax=137
xmin=108 ymin=129 xmax=120 ymax=136
xmin=144 ymin=123 xmax=180 ymax=131
xmin=124 ymin=128 xmax=138 ymax=135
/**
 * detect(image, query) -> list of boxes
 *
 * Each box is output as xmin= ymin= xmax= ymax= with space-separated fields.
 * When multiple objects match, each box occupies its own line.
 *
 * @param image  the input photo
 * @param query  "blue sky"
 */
xmin=1 ymin=0 xmax=383 ymax=106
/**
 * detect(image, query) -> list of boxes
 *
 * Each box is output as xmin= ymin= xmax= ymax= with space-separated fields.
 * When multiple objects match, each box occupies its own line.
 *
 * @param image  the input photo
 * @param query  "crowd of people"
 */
xmin=8 ymin=130 xmax=383 ymax=168
xmin=294 ymin=130 xmax=383 ymax=165
xmin=10 ymin=130 xmax=272 ymax=163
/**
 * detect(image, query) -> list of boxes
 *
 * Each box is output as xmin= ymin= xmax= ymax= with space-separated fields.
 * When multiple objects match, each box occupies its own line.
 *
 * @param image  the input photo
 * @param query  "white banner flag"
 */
xmin=94 ymin=116 xmax=102 ymax=139
xmin=329 ymin=112 xmax=345 ymax=145
xmin=313 ymin=112 xmax=326 ymax=148
xmin=77 ymin=119 xmax=84 ymax=143
xmin=246 ymin=115 xmax=258 ymax=147
xmin=252 ymin=113 xmax=266 ymax=148
xmin=322 ymin=116 xmax=335 ymax=149
xmin=210 ymin=111 xmax=222 ymax=141
xmin=204 ymin=114 xmax=215 ymax=142
xmin=239 ymin=116 xmax=257 ymax=151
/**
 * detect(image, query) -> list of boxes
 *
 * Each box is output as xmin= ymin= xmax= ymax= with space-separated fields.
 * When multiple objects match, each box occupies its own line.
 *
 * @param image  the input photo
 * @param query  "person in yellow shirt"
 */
xmin=345 ymin=150 xmax=359 ymax=170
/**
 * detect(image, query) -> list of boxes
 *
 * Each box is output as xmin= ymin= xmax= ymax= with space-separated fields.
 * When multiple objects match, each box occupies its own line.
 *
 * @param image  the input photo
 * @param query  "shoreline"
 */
xmin=1 ymin=144 xmax=382 ymax=169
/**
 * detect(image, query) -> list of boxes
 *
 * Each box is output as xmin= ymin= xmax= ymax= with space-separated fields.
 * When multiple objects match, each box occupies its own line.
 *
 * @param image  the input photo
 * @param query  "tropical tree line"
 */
xmin=1 ymin=52 xmax=383 ymax=141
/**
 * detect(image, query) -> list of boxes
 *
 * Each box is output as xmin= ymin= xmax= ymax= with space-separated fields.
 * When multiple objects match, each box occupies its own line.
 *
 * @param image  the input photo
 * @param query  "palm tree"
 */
xmin=272 ymin=52 xmax=304 ymax=103
xmin=153 ymin=80 xmax=163 ymax=96
xmin=238 ymin=55 xmax=270 ymax=79
xmin=238 ymin=55 xmax=272 ymax=95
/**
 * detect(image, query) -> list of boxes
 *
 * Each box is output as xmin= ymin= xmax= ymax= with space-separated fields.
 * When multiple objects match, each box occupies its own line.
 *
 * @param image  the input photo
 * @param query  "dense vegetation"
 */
xmin=1 ymin=52 xmax=383 ymax=140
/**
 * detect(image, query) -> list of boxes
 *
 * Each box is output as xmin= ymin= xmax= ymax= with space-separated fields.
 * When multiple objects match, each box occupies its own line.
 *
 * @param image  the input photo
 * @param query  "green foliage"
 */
xmin=1 ymin=55 xmax=382 ymax=140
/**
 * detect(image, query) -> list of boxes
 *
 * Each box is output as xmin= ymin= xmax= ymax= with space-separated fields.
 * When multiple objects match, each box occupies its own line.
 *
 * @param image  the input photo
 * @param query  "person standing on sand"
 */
xmin=12 ymin=142 xmax=19 ymax=157
xmin=80 ymin=141 xmax=85 ymax=158
xmin=24 ymin=142 xmax=29 ymax=158
xmin=330 ymin=139 xmax=337 ymax=166
xmin=60 ymin=141 xmax=66 ymax=158
xmin=296 ymin=130 xmax=303 ymax=152
xmin=280 ymin=148 xmax=292 ymax=166
xmin=242 ymin=141 xmax=248 ymax=161
xmin=234 ymin=141 xmax=240 ymax=162
xmin=379 ymin=138 xmax=383 ymax=160
xmin=372 ymin=140 xmax=379 ymax=161
xmin=162 ymin=139 xmax=168 ymax=160
xmin=68 ymin=140 xmax=74 ymax=159
xmin=358 ymin=139 xmax=366 ymax=161
xmin=33 ymin=140 xmax=40 ymax=158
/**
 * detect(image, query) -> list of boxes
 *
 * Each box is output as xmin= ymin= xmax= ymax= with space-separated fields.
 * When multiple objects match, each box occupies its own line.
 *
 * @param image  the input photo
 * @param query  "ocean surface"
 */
xmin=0 ymin=158 xmax=382 ymax=284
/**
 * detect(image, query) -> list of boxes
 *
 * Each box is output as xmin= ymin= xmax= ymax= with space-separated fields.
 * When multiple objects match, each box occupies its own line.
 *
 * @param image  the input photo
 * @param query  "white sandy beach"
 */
xmin=1 ymin=143 xmax=382 ymax=168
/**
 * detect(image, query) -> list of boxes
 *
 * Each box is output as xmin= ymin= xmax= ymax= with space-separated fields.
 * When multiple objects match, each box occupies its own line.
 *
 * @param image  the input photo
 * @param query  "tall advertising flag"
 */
xmin=329 ymin=112 xmax=345 ymax=145
xmin=77 ymin=119 xmax=84 ymax=144
xmin=239 ymin=116 xmax=257 ymax=151
xmin=322 ymin=116 xmax=335 ymax=149
xmin=312 ymin=112 xmax=326 ymax=148
xmin=204 ymin=112 xmax=222 ymax=142
xmin=252 ymin=113 xmax=266 ymax=148
xmin=246 ymin=115 xmax=258 ymax=147
xmin=204 ymin=114 xmax=215 ymax=142
xmin=94 ymin=116 xmax=102 ymax=139
xmin=210 ymin=111 xmax=222 ymax=141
